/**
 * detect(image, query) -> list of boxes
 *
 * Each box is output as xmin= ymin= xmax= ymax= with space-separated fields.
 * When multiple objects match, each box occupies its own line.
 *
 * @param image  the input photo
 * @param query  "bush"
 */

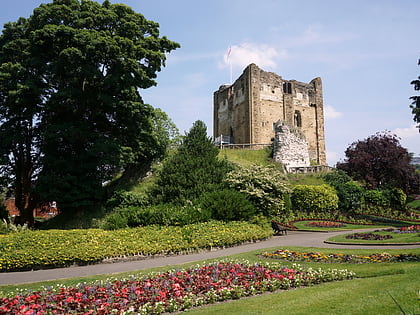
xmin=105 ymin=190 xmax=150 ymax=210
xmin=196 ymin=189 xmax=256 ymax=221
xmin=323 ymin=170 xmax=364 ymax=211
xmin=382 ymin=188 xmax=407 ymax=208
xmin=101 ymin=203 xmax=211 ymax=230
xmin=323 ymin=170 xmax=352 ymax=187
xmin=291 ymin=184 xmax=339 ymax=213
xmin=225 ymin=165 xmax=290 ymax=217
xmin=364 ymin=190 xmax=390 ymax=207
xmin=338 ymin=181 xmax=365 ymax=211
xmin=100 ymin=211 xmax=129 ymax=230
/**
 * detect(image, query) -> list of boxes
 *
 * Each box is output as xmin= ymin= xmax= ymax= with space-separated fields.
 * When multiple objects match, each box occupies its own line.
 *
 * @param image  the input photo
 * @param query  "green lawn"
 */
xmin=1 ymin=246 xmax=419 ymax=314
xmin=184 ymin=272 xmax=419 ymax=315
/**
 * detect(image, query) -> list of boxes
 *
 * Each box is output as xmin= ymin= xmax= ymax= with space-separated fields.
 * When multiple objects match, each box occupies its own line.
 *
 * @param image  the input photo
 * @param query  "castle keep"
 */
xmin=213 ymin=64 xmax=327 ymax=166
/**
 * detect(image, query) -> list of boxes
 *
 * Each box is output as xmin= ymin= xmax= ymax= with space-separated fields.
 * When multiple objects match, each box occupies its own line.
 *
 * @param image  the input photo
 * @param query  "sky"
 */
xmin=1 ymin=0 xmax=419 ymax=166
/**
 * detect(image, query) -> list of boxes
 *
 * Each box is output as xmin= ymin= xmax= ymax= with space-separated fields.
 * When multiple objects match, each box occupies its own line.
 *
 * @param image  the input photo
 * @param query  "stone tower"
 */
xmin=213 ymin=63 xmax=326 ymax=165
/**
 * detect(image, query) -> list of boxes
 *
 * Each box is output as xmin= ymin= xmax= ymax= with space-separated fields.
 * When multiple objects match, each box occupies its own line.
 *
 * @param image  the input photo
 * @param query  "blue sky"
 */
xmin=1 ymin=0 xmax=419 ymax=165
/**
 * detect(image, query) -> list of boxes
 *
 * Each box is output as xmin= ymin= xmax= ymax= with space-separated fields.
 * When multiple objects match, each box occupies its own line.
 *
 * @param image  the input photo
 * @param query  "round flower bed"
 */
xmin=345 ymin=233 xmax=393 ymax=241
xmin=305 ymin=221 xmax=345 ymax=228
xmin=261 ymin=249 xmax=420 ymax=263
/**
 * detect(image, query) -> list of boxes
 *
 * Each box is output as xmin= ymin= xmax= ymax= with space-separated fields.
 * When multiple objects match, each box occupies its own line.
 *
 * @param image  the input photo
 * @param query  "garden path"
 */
xmin=1 ymin=229 xmax=419 ymax=285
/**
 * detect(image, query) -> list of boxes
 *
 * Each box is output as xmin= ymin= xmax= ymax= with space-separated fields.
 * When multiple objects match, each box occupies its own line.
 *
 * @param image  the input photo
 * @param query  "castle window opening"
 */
xmin=283 ymin=82 xmax=292 ymax=94
xmin=294 ymin=110 xmax=302 ymax=127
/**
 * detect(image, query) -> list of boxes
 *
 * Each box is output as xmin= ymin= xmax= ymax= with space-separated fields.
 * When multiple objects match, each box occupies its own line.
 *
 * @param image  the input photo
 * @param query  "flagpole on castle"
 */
xmin=230 ymin=59 xmax=233 ymax=84
xmin=227 ymin=46 xmax=232 ymax=84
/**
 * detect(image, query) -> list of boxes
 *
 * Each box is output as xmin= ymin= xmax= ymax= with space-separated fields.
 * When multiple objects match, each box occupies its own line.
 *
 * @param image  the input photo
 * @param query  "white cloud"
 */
xmin=220 ymin=42 xmax=286 ymax=70
xmin=324 ymin=105 xmax=343 ymax=119
xmin=392 ymin=124 xmax=418 ymax=139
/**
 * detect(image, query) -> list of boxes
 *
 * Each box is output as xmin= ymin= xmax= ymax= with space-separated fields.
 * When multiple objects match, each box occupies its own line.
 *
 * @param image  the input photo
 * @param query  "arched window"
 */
xmin=294 ymin=110 xmax=302 ymax=127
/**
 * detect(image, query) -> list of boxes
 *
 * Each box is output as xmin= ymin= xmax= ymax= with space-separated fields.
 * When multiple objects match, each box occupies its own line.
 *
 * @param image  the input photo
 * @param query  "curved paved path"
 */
xmin=1 ymin=229 xmax=419 ymax=285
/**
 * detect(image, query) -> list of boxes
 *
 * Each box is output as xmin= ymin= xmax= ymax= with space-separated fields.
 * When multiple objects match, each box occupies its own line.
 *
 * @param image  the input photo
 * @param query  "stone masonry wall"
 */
xmin=273 ymin=121 xmax=310 ymax=171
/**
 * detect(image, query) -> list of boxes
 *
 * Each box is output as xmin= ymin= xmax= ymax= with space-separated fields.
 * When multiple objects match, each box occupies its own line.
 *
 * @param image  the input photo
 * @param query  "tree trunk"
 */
xmin=13 ymin=145 xmax=36 ymax=227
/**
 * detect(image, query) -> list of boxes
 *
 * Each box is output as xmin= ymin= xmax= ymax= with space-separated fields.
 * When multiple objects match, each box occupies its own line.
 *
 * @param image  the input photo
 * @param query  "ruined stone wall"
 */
xmin=214 ymin=63 xmax=327 ymax=165
xmin=273 ymin=121 xmax=310 ymax=171
xmin=213 ymin=71 xmax=251 ymax=143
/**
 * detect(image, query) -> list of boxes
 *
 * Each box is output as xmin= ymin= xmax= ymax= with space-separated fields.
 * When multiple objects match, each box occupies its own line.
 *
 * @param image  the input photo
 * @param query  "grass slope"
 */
xmin=218 ymin=148 xmax=276 ymax=168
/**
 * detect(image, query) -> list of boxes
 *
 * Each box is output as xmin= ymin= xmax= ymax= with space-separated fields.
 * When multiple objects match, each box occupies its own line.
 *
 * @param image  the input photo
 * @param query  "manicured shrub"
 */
xmin=323 ymin=170 xmax=364 ymax=211
xmin=364 ymin=190 xmax=389 ymax=207
xmin=225 ymin=165 xmax=290 ymax=216
xmin=196 ymin=189 xmax=256 ymax=221
xmin=338 ymin=181 xmax=365 ymax=211
xmin=291 ymin=184 xmax=339 ymax=213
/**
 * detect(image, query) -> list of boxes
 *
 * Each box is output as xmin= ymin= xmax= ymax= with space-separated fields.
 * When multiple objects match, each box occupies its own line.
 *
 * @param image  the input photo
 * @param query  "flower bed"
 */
xmin=345 ymin=233 xmax=393 ymax=241
xmin=261 ymin=249 xmax=420 ymax=263
xmin=0 ymin=222 xmax=272 ymax=272
xmin=0 ymin=261 xmax=355 ymax=314
xmin=305 ymin=221 xmax=345 ymax=228
xmin=277 ymin=210 xmax=373 ymax=227
xmin=375 ymin=225 xmax=420 ymax=234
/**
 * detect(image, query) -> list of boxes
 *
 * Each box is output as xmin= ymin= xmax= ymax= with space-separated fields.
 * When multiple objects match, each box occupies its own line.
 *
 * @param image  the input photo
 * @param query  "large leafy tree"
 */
xmin=337 ymin=132 xmax=418 ymax=193
xmin=153 ymin=120 xmax=232 ymax=204
xmin=0 ymin=0 xmax=179 ymax=225
xmin=410 ymin=58 xmax=420 ymax=131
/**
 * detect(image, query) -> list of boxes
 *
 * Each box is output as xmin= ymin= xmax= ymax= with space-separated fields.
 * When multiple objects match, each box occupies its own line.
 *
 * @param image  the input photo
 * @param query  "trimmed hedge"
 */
xmin=0 ymin=221 xmax=272 ymax=272
xmin=291 ymin=184 xmax=339 ymax=212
